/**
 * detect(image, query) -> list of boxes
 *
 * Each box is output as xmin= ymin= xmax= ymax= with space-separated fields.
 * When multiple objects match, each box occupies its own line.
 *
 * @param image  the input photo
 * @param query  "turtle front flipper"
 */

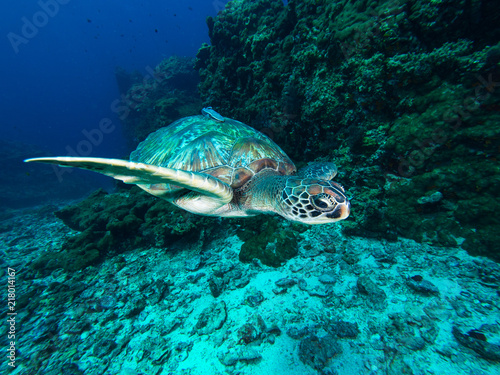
xmin=24 ymin=157 xmax=233 ymax=215
xmin=297 ymin=162 xmax=338 ymax=180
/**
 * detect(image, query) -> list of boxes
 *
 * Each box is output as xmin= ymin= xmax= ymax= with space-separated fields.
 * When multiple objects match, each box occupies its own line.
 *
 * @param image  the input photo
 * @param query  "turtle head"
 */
xmin=278 ymin=177 xmax=350 ymax=224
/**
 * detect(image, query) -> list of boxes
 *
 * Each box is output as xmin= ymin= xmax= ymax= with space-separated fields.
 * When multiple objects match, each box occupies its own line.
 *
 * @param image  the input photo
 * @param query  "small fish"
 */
xmin=201 ymin=107 xmax=225 ymax=122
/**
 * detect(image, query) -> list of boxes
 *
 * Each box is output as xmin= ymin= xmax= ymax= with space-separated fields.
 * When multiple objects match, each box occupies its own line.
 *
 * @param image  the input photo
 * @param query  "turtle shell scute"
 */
xmin=129 ymin=115 xmax=296 ymax=191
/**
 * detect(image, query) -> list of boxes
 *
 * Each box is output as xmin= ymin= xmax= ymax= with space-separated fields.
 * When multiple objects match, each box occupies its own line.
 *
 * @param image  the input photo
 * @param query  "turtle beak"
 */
xmin=325 ymin=200 xmax=350 ymax=221
xmin=345 ymin=201 xmax=351 ymax=218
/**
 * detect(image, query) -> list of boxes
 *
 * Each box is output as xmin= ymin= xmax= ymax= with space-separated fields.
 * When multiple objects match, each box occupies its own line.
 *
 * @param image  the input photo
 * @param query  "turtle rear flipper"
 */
xmin=24 ymin=157 xmax=233 ymax=214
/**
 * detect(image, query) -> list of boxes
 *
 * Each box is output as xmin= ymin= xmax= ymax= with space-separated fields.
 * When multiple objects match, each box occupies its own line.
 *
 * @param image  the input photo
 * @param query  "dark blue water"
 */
xmin=0 ymin=0 xmax=228 ymax=158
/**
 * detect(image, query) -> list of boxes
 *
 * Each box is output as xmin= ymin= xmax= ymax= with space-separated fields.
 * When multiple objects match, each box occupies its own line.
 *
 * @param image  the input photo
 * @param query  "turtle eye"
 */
xmin=311 ymin=193 xmax=336 ymax=212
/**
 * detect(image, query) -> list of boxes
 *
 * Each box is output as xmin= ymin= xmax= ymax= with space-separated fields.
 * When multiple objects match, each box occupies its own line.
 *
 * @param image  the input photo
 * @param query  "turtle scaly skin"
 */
xmin=237 ymin=167 xmax=349 ymax=224
xmin=25 ymin=114 xmax=350 ymax=224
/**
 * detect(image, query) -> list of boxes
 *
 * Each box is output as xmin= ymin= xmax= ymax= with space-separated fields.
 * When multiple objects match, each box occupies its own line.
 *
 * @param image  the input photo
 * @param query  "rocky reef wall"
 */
xmin=195 ymin=0 xmax=500 ymax=259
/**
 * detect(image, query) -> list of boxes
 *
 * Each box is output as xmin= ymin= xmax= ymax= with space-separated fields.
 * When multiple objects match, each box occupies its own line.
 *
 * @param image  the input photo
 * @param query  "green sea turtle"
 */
xmin=25 ymin=113 xmax=350 ymax=224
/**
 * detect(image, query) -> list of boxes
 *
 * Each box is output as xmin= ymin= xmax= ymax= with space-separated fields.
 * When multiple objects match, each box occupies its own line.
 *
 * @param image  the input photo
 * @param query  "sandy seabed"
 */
xmin=2 ymin=204 xmax=499 ymax=375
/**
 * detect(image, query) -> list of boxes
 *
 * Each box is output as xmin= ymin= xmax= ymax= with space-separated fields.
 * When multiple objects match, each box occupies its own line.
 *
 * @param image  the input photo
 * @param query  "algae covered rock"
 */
xmin=30 ymin=186 xmax=214 ymax=275
xmin=195 ymin=300 xmax=227 ymax=335
xmin=298 ymin=334 xmax=342 ymax=371
xmin=237 ymin=216 xmax=307 ymax=267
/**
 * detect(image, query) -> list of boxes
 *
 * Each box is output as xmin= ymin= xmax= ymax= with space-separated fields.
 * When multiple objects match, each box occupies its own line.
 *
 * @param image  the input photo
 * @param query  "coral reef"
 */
xmin=30 ymin=186 xmax=215 ymax=275
xmin=195 ymin=0 xmax=500 ymax=259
